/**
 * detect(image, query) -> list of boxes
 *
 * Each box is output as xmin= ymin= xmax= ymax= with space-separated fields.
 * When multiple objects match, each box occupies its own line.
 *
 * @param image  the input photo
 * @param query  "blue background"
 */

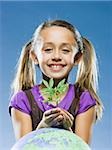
xmin=0 ymin=1 xmax=112 ymax=150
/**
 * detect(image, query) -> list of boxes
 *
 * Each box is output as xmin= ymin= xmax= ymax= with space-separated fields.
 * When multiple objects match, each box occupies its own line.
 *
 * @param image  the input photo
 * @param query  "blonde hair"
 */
xmin=76 ymin=38 xmax=103 ymax=120
xmin=11 ymin=20 xmax=103 ymax=120
xmin=11 ymin=40 xmax=36 ymax=93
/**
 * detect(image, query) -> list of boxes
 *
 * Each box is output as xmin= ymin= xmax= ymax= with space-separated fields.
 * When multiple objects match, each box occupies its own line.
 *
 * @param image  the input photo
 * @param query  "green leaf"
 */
xmin=41 ymin=88 xmax=51 ymax=94
xmin=49 ymin=78 xmax=54 ymax=88
xmin=57 ymin=79 xmax=65 ymax=88
xmin=41 ymin=88 xmax=48 ymax=92
xmin=41 ymin=78 xmax=68 ymax=106
xmin=42 ymin=79 xmax=49 ymax=88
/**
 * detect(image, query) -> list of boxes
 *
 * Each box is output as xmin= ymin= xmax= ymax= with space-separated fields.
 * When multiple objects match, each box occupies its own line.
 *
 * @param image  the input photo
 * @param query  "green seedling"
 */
xmin=41 ymin=78 xmax=68 ymax=105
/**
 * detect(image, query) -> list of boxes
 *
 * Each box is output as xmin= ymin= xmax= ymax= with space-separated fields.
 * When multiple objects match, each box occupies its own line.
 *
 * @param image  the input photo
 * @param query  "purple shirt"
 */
xmin=9 ymin=84 xmax=96 ymax=115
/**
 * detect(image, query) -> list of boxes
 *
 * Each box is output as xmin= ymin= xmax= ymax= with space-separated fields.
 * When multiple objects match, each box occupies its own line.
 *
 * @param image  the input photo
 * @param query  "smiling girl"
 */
xmin=9 ymin=20 xmax=103 ymax=144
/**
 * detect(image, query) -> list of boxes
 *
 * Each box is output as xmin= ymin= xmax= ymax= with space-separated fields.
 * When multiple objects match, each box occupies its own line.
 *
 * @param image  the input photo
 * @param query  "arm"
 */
xmin=11 ymin=107 xmax=70 ymax=140
xmin=75 ymin=106 xmax=96 ymax=144
xmin=11 ymin=108 xmax=32 ymax=140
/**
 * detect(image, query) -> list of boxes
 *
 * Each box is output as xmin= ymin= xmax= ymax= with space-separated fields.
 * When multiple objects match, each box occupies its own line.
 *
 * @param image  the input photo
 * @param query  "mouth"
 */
xmin=47 ymin=64 xmax=66 ymax=72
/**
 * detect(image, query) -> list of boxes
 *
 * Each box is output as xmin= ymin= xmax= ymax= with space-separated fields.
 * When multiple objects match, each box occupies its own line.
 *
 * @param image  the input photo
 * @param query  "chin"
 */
xmin=43 ymin=70 xmax=69 ymax=80
xmin=48 ymin=74 xmax=68 ymax=80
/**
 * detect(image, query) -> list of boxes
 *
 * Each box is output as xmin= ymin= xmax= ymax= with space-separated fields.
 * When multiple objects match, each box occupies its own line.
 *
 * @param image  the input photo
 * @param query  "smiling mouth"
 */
xmin=48 ymin=64 xmax=66 ymax=72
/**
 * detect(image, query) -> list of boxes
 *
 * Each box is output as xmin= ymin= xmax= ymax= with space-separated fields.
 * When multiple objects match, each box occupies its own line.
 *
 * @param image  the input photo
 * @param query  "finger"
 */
xmin=62 ymin=112 xmax=73 ymax=127
xmin=53 ymin=114 xmax=63 ymax=122
xmin=45 ymin=112 xmax=61 ymax=123
xmin=62 ymin=109 xmax=74 ymax=121
xmin=49 ymin=109 xmax=73 ymax=127
xmin=60 ymin=110 xmax=74 ymax=125
xmin=62 ymin=118 xmax=71 ymax=129
xmin=51 ymin=115 xmax=63 ymax=126
xmin=44 ymin=108 xmax=61 ymax=116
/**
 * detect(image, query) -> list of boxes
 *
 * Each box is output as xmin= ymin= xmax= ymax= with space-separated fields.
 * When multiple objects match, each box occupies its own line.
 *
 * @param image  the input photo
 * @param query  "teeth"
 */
xmin=52 ymin=65 xmax=60 ymax=68
xmin=50 ymin=65 xmax=62 ymax=70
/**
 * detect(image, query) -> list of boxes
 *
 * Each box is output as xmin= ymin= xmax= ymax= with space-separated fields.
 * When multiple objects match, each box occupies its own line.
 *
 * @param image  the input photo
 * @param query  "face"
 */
xmin=35 ymin=26 xmax=78 ymax=79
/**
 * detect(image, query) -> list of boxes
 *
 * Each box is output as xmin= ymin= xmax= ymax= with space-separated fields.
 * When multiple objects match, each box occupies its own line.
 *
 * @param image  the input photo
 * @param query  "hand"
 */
xmin=61 ymin=109 xmax=74 ymax=131
xmin=37 ymin=108 xmax=64 ymax=129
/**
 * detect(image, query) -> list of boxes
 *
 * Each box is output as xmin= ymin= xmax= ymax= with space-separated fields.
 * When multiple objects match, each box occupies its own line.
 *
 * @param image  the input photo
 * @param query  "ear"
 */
xmin=74 ymin=52 xmax=82 ymax=66
xmin=30 ymin=51 xmax=38 ymax=65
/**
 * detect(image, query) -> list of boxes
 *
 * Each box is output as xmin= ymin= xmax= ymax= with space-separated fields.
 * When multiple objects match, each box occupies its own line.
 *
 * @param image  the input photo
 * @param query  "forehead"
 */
xmin=40 ymin=26 xmax=76 ymax=45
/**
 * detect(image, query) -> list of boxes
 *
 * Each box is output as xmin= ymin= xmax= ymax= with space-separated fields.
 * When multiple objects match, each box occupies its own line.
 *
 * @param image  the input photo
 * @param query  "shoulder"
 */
xmin=76 ymin=90 xmax=96 ymax=115
xmin=10 ymin=90 xmax=28 ymax=102
xmin=9 ymin=86 xmax=38 ymax=115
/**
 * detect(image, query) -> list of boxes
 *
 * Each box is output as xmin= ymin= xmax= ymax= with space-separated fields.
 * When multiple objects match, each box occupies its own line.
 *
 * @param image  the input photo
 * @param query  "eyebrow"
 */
xmin=43 ymin=42 xmax=75 ymax=47
xmin=43 ymin=42 xmax=54 ymax=46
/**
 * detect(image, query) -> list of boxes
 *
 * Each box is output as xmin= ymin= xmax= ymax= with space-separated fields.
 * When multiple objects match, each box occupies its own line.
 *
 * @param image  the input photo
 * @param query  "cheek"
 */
xmin=42 ymin=53 xmax=51 ymax=60
xmin=65 ymin=54 xmax=75 ymax=64
xmin=38 ymin=53 xmax=50 ymax=64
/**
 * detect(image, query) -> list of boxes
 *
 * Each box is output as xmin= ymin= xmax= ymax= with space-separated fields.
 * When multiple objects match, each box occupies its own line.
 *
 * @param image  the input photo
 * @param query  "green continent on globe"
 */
xmin=11 ymin=128 xmax=91 ymax=150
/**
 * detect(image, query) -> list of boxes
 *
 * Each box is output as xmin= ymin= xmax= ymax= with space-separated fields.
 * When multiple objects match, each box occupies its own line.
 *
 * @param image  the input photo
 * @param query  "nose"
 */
xmin=52 ymin=50 xmax=61 ymax=61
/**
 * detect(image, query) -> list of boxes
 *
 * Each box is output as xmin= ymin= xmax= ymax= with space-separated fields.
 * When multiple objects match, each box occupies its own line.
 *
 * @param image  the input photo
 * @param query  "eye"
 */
xmin=44 ymin=48 xmax=53 ymax=53
xmin=62 ymin=49 xmax=70 ymax=53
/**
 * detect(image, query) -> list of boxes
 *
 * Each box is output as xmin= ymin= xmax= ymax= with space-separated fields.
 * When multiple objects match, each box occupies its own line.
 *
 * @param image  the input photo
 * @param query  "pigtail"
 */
xmin=11 ymin=40 xmax=36 ymax=94
xmin=76 ymin=37 xmax=103 ymax=120
xmin=11 ymin=24 xmax=44 ymax=94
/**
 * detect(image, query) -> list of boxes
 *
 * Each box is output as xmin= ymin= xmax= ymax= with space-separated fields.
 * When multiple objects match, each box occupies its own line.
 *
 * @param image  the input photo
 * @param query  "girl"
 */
xmin=9 ymin=20 xmax=103 ymax=144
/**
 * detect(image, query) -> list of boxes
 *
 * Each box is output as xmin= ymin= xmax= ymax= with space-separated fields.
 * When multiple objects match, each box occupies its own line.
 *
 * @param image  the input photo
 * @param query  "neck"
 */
xmin=42 ymin=74 xmax=68 ymax=87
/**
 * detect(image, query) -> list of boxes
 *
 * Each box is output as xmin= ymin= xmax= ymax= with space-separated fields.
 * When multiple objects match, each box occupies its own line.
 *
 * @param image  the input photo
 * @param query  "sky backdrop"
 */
xmin=0 ymin=1 xmax=112 ymax=150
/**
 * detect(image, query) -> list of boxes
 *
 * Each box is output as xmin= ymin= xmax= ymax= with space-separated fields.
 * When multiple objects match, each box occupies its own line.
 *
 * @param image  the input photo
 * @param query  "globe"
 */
xmin=11 ymin=128 xmax=91 ymax=150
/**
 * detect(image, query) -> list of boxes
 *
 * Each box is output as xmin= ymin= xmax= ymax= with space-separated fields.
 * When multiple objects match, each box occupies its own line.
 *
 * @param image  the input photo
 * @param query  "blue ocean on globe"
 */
xmin=11 ymin=128 xmax=91 ymax=150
